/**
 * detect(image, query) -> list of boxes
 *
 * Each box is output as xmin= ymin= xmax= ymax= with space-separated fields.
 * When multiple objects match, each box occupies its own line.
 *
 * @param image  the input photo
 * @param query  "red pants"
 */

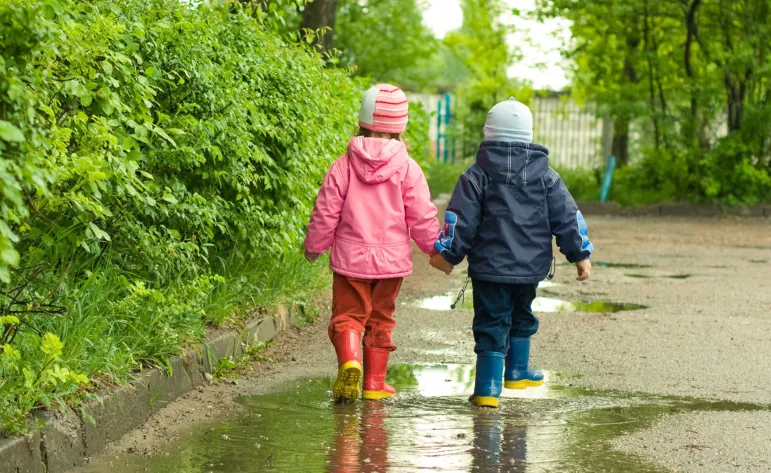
xmin=329 ymin=273 xmax=403 ymax=351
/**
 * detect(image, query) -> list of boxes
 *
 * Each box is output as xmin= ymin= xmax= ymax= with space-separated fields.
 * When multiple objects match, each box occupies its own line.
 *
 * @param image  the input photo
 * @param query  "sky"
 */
xmin=422 ymin=0 xmax=572 ymax=90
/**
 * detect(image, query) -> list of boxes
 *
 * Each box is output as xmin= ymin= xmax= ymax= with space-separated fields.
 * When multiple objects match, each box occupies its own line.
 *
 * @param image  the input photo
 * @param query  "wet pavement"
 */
xmin=68 ymin=214 xmax=771 ymax=473
xmin=76 ymin=364 xmax=768 ymax=473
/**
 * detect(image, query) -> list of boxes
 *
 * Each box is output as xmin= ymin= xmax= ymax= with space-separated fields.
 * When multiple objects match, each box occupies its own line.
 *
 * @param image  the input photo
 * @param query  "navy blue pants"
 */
xmin=472 ymin=280 xmax=539 ymax=354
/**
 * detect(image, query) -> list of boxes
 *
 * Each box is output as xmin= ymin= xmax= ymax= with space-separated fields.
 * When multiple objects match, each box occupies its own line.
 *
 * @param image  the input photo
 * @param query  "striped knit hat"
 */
xmin=358 ymin=84 xmax=409 ymax=134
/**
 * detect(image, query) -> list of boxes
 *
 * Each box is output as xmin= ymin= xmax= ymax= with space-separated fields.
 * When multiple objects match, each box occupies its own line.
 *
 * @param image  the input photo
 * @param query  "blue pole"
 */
xmin=436 ymin=98 xmax=443 ymax=160
xmin=599 ymin=155 xmax=616 ymax=202
xmin=443 ymin=93 xmax=451 ymax=163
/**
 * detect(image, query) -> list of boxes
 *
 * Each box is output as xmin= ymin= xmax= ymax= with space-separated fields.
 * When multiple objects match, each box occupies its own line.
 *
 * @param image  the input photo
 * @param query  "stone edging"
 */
xmin=0 ymin=304 xmax=306 ymax=473
xmin=578 ymin=201 xmax=771 ymax=218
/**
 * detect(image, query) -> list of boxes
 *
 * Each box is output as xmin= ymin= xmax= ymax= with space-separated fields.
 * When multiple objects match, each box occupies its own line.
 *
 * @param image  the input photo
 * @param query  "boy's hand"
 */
xmin=576 ymin=259 xmax=592 ymax=281
xmin=304 ymin=249 xmax=320 ymax=263
xmin=430 ymin=252 xmax=454 ymax=275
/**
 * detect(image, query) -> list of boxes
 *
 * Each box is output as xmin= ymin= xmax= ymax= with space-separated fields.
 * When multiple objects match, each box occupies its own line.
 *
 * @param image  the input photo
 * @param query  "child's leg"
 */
xmin=329 ymin=274 xmax=372 ymax=342
xmin=363 ymin=278 xmax=403 ymax=350
xmin=362 ymin=278 xmax=402 ymax=400
xmin=509 ymin=284 xmax=539 ymax=339
xmin=471 ymin=279 xmax=513 ymax=354
xmin=329 ymin=274 xmax=373 ymax=402
xmin=505 ymin=283 xmax=543 ymax=389
xmin=469 ymin=279 xmax=512 ymax=408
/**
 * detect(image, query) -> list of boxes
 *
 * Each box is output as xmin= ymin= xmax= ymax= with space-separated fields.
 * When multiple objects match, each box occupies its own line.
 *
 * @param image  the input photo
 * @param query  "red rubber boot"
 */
xmin=332 ymin=330 xmax=362 ymax=403
xmin=362 ymin=348 xmax=396 ymax=400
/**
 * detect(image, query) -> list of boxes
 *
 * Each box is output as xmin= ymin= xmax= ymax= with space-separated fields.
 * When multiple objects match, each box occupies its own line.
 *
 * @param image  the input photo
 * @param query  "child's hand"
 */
xmin=430 ymin=252 xmax=454 ymax=275
xmin=576 ymin=259 xmax=592 ymax=281
xmin=304 ymin=249 xmax=320 ymax=263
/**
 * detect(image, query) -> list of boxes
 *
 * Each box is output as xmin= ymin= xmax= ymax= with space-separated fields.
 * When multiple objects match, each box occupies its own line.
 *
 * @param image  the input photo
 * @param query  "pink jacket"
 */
xmin=305 ymin=137 xmax=441 ymax=279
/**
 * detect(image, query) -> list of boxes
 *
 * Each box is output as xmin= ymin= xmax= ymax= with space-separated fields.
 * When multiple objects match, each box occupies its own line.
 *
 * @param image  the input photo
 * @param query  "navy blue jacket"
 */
xmin=435 ymin=141 xmax=594 ymax=284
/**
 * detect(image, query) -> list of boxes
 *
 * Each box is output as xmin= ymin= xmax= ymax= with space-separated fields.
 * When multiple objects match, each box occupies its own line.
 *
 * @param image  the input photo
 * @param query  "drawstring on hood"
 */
xmin=347 ymin=136 xmax=408 ymax=184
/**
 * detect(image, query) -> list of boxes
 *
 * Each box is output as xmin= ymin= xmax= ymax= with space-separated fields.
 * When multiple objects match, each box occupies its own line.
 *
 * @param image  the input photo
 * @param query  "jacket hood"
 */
xmin=347 ymin=136 xmax=408 ymax=184
xmin=475 ymin=141 xmax=549 ymax=186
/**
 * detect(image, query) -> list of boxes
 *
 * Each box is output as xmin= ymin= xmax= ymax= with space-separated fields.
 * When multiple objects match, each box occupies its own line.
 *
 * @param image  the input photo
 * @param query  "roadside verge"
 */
xmin=0 ymin=305 xmax=307 ymax=473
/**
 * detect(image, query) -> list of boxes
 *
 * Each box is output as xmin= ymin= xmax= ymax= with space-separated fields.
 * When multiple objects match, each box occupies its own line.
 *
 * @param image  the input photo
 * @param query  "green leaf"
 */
xmin=153 ymin=127 xmax=177 ymax=147
xmin=88 ymin=222 xmax=111 ymax=241
xmin=41 ymin=333 xmax=64 ymax=358
xmin=0 ymin=121 xmax=25 ymax=142
xmin=162 ymin=193 xmax=178 ymax=204
xmin=1 ymin=248 xmax=20 ymax=266
xmin=0 ymin=316 xmax=20 ymax=326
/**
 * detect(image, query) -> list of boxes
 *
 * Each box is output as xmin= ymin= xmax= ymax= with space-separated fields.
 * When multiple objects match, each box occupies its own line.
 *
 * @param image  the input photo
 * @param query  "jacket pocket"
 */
xmin=331 ymin=238 xmax=412 ymax=277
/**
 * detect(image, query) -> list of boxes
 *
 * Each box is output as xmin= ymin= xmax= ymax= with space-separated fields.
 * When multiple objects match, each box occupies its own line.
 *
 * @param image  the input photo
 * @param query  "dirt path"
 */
xmin=72 ymin=214 xmax=771 ymax=472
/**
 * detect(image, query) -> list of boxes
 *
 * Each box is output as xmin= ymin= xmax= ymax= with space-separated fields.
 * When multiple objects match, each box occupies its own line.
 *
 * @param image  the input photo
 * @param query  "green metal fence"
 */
xmin=410 ymin=92 xmax=609 ymax=170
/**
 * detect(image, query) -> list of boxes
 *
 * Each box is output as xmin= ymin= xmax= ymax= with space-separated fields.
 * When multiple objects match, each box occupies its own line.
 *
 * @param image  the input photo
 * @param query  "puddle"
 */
xmin=596 ymin=262 xmax=653 ymax=269
xmin=76 ymin=364 xmax=769 ymax=473
xmin=625 ymin=274 xmax=692 ymax=280
xmin=417 ymin=292 xmax=645 ymax=313
xmin=560 ymin=262 xmax=652 ymax=269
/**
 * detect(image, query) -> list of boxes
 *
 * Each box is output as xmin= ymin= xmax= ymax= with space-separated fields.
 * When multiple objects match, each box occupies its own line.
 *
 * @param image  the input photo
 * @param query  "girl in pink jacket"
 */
xmin=305 ymin=84 xmax=441 ymax=403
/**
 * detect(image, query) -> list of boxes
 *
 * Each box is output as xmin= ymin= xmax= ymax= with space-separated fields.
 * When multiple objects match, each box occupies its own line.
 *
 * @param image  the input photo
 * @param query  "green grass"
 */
xmin=0 ymin=249 xmax=330 ymax=436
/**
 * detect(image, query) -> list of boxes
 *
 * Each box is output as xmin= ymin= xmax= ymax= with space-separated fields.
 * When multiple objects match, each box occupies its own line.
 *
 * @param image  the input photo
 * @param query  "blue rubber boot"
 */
xmin=504 ymin=337 xmax=544 ymax=389
xmin=469 ymin=352 xmax=504 ymax=408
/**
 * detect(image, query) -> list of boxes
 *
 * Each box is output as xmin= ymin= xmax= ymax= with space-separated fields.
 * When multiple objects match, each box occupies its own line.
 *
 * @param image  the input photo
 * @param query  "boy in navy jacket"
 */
xmin=430 ymin=98 xmax=594 ymax=408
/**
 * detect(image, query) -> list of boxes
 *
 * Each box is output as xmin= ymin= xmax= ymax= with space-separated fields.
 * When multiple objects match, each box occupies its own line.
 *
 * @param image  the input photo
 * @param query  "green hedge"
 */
xmin=0 ymin=0 xmax=363 ymax=434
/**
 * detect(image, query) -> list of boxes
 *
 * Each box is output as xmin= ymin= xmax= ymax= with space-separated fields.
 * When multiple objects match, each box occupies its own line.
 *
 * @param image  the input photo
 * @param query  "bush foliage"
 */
xmin=0 ymin=0 xmax=362 ymax=434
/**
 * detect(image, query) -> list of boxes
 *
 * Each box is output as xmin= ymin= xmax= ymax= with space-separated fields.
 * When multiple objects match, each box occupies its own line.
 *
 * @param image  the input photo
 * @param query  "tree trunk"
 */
xmin=682 ymin=0 xmax=709 ymax=149
xmin=301 ymin=0 xmax=338 ymax=52
xmin=612 ymin=121 xmax=630 ymax=166
xmin=613 ymin=34 xmax=641 ymax=166
xmin=643 ymin=0 xmax=661 ymax=149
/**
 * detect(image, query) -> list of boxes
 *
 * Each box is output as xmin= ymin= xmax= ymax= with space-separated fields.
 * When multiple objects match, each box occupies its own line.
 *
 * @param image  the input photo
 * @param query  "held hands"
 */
xmin=576 ymin=259 xmax=592 ymax=281
xmin=304 ymin=249 xmax=320 ymax=263
xmin=430 ymin=252 xmax=454 ymax=275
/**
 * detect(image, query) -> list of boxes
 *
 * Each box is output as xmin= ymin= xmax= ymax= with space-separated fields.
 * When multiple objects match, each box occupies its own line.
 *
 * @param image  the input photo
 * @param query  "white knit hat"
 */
xmin=483 ymin=97 xmax=533 ymax=143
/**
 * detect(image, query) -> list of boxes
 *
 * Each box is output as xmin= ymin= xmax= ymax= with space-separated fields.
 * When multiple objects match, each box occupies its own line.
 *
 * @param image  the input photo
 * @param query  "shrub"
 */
xmin=0 ymin=0 xmax=359 ymax=434
xmin=404 ymin=100 xmax=432 ymax=169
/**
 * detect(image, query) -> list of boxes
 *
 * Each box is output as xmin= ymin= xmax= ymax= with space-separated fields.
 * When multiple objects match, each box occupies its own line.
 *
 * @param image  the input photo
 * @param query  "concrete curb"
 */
xmin=0 ymin=304 xmax=306 ymax=473
xmin=578 ymin=201 xmax=771 ymax=218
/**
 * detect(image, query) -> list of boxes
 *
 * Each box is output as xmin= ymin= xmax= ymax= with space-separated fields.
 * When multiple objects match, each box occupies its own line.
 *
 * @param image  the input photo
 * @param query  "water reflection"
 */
xmin=470 ymin=413 xmax=529 ymax=473
xmin=326 ymin=403 xmax=390 ymax=473
xmin=417 ymin=293 xmax=646 ymax=313
xmin=326 ymin=391 xmax=533 ymax=473
xmin=71 ymin=364 xmax=770 ymax=473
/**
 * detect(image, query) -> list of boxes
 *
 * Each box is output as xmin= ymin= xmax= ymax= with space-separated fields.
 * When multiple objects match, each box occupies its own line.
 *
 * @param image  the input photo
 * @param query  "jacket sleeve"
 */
xmin=403 ymin=161 xmax=441 ymax=255
xmin=546 ymin=169 xmax=594 ymax=263
xmin=304 ymin=159 xmax=348 ymax=255
xmin=434 ymin=169 xmax=483 ymax=265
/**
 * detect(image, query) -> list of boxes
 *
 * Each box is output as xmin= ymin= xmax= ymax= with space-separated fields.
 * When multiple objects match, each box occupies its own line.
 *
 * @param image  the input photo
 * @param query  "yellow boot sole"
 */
xmin=504 ymin=379 xmax=544 ymax=390
xmin=333 ymin=361 xmax=362 ymax=402
xmin=362 ymin=390 xmax=395 ymax=401
xmin=471 ymin=396 xmax=499 ymax=408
